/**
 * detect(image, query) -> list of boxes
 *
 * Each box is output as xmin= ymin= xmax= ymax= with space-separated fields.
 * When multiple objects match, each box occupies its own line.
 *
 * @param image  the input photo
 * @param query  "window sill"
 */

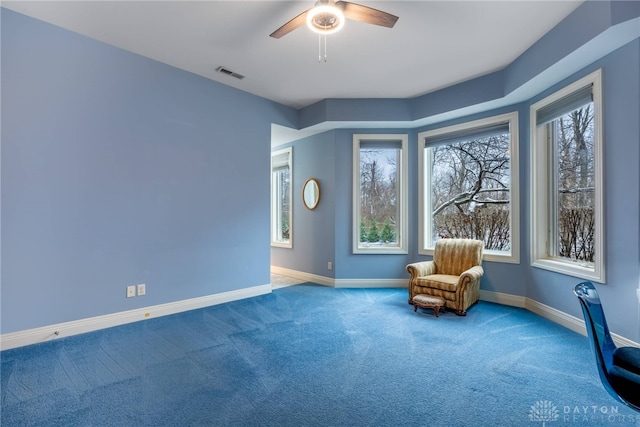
xmin=532 ymin=257 xmax=604 ymax=283
xmin=271 ymin=242 xmax=292 ymax=249
xmin=354 ymin=246 xmax=408 ymax=255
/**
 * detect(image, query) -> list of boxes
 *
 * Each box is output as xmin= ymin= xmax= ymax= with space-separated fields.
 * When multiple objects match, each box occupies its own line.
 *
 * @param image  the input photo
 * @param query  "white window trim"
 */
xmin=352 ymin=134 xmax=408 ymax=254
xmin=418 ymin=112 xmax=520 ymax=263
xmin=530 ymin=69 xmax=604 ymax=283
xmin=271 ymin=147 xmax=292 ymax=248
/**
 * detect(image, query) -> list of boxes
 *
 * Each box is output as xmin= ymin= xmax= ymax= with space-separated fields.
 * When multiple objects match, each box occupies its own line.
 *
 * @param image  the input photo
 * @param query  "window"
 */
xmin=353 ymin=134 xmax=408 ymax=254
xmin=271 ymin=148 xmax=292 ymax=247
xmin=530 ymin=70 xmax=604 ymax=282
xmin=418 ymin=112 xmax=520 ymax=263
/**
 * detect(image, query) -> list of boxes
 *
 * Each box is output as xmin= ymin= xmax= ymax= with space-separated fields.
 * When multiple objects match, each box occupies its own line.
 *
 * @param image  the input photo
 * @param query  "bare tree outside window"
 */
xmin=359 ymin=148 xmax=399 ymax=246
xmin=530 ymin=70 xmax=602 ymax=281
xmin=552 ymin=104 xmax=595 ymax=263
xmin=429 ymin=132 xmax=511 ymax=251
xmin=420 ymin=113 xmax=519 ymax=262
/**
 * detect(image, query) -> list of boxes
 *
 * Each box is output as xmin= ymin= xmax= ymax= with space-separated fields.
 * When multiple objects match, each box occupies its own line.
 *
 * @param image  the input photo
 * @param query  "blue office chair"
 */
xmin=573 ymin=281 xmax=640 ymax=412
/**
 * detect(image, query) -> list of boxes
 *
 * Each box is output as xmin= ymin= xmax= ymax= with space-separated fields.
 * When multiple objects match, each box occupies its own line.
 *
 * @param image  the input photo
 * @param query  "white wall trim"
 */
xmin=480 ymin=290 xmax=640 ymax=348
xmin=0 ymin=284 xmax=271 ymax=351
xmin=610 ymin=332 xmax=640 ymax=348
xmin=271 ymin=266 xmax=408 ymax=288
xmin=523 ymin=297 xmax=639 ymax=348
xmin=271 ymin=265 xmax=334 ymax=287
xmin=525 ymin=297 xmax=585 ymax=336
xmin=479 ymin=290 xmax=527 ymax=307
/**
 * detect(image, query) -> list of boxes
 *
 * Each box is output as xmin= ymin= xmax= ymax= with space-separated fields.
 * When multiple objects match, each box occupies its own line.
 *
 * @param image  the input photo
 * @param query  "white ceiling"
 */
xmin=3 ymin=1 xmax=583 ymax=110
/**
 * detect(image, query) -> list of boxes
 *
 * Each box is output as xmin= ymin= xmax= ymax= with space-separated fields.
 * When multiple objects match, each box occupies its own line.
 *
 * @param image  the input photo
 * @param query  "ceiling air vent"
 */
xmin=215 ymin=66 xmax=245 ymax=80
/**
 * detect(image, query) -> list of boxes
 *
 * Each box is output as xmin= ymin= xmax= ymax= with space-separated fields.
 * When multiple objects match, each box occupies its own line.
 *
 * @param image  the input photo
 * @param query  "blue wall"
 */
xmin=1 ymin=9 xmax=297 ymax=333
xmin=274 ymin=2 xmax=640 ymax=342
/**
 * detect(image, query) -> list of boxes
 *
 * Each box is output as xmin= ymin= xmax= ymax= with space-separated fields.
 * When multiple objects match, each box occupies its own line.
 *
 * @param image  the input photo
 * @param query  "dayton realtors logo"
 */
xmin=529 ymin=400 xmax=560 ymax=426
xmin=529 ymin=400 xmax=638 ymax=425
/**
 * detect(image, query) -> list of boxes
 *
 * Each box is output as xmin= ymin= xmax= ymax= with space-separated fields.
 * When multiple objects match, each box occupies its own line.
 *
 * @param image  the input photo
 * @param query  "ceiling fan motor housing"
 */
xmin=307 ymin=1 xmax=344 ymax=34
xmin=269 ymin=0 xmax=398 ymax=39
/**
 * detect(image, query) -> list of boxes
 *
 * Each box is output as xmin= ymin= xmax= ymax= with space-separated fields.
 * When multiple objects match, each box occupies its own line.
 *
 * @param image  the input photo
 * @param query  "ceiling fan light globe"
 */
xmin=306 ymin=4 xmax=345 ymax=34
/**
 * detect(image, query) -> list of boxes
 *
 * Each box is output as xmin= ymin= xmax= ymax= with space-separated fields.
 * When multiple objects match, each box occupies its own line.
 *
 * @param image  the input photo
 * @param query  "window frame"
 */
xmin=418 ymin=112 xmax=520 ymax=263
xmin=530 ymin=69 xmax=604 ymax=282
xmin=352 ymin=134 xmax=409 ymax=254
xmin=271 ymin=147 xmax=292 ymax=248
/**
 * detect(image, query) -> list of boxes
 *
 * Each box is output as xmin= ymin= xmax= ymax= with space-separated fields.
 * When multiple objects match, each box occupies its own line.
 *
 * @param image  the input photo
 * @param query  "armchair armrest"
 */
xmin=406 ymin=261 xmax=437 ymax=279
xmin=457 ymin=265 xmax=484 ymax=294
xmin=459 ymin=265 xmax=484 ymax=284
xmin=406 ymin=261 xmax=436 ymax=301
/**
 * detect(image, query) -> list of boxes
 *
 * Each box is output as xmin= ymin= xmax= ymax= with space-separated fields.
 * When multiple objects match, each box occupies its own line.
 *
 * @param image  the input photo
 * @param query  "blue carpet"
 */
xmin=2 ymin=284 xmax=639 ymax=426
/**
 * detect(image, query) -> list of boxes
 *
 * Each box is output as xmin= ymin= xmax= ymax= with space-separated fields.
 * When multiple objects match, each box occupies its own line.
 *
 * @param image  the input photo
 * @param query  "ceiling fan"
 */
xmin=269 ymin=0 xmax=399 ymax=39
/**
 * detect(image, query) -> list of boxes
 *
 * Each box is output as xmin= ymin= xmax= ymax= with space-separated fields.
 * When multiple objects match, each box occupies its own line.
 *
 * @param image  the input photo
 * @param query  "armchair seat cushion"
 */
xmin=416 ymin=275 xmax=459 ymax=292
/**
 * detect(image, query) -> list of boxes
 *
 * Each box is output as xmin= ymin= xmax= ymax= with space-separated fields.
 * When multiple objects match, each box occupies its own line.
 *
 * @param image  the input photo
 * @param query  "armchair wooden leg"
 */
xmin=455 ymin=310 xmax=467 ymax=316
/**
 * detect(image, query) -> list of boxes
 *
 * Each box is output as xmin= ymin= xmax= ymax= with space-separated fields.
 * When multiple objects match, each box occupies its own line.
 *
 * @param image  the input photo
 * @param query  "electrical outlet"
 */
xmin=328 ymin=261 xmax=333 ymax=270
xmin=137 ymin=284 xmax=146 ymax=296
xmin=126 ymin=285 xmax=136 ymax=298
xmin=636 ymin=287 xmax=640 ymax=302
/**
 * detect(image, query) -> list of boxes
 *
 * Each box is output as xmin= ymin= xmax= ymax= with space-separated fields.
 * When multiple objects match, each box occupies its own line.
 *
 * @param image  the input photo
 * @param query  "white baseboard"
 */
xmin=271 ymin=266 xmax=408 ymax=288
xmin=0 ymin=284 xmax=271 ymax=351
xmin=479 ymin=290 xmax=526 ymax=307
xmin=480 ymin=289 xmax=639 ymax=347
xmin=611 ymin=332 xmax=640 ymax=348
xmin=271 ymin=266 xmax=334 ymax=287
xmin=524 ymin=297 xmax=640 ymax=348
xmin=525 ymin=298 xmax=586 ymax=336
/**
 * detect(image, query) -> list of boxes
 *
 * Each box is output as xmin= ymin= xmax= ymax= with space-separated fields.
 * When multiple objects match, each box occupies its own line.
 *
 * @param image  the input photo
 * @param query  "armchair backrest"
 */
xmin=433 ymin=239 xmax=483 ymax=275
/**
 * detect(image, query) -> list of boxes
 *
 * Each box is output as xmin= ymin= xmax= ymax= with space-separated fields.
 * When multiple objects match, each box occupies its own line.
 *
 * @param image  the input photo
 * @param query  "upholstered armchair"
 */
xmin=406 ymin=238 xmax=484 ymax=316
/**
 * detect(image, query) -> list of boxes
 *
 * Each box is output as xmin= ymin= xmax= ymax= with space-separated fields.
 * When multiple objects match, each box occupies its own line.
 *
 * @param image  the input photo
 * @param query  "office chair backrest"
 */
xmin=574 ymin=281 xmax=617 ymax=368
xmin=573 ymin=281 xmax=640 ymax=411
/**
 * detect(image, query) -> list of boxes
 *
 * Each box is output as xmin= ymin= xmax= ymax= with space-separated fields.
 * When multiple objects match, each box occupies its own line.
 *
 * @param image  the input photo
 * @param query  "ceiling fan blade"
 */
xmin=270 ymin=9 xmax=311 ymax=38
xmin=337 ymin=1 xmax=398 ymax=28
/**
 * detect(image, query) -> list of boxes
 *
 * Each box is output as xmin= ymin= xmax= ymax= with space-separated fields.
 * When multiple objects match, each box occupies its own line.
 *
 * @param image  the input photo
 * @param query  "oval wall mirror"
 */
xmin=302 ymin=178 xmax=320 ymax=210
